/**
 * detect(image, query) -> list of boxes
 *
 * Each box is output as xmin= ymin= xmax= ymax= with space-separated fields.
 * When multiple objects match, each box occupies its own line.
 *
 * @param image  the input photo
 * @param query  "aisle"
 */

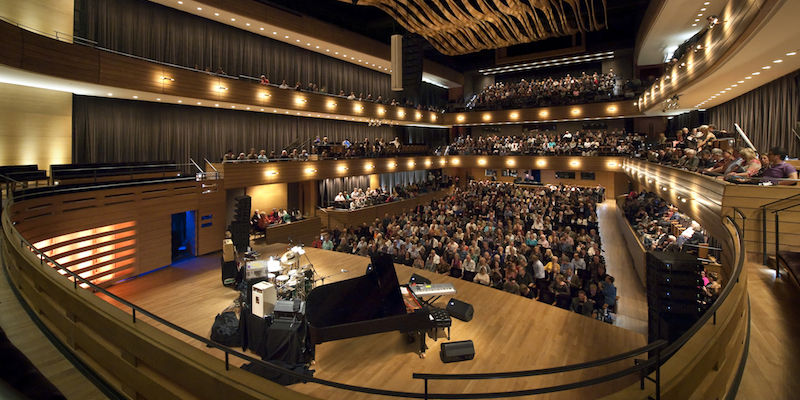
xmin=735 ymin=262 xmax=800 ymax=400
xmin=596 ymin=200 xmax=648 ymax=335
xmin=0 ymin=241 xmax=111 ymax=400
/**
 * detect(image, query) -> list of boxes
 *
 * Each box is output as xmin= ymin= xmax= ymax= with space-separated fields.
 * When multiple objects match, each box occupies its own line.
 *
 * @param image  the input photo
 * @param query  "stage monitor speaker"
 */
xmin=446 ymin=298 xmax=474 ymax=322
xmin=440 ymin=340 xmax=475 ymax=363
xmin=409 ymin=273 xmax=431 ymax=285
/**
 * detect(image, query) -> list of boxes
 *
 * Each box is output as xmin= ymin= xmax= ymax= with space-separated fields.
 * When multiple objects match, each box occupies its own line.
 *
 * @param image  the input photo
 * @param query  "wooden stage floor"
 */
xmin=98 ymin=242 xmax=647 ymax=400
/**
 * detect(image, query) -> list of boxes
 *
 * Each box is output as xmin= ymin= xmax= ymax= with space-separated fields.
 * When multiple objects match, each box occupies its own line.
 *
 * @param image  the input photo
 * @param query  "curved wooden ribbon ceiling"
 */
xmin=343 ymin=0 xmax=608 ymax=55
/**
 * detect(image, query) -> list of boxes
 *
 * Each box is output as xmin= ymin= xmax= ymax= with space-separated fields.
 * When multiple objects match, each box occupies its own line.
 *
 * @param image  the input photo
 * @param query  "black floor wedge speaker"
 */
xmin=446 ymin=298 xmax=474 ymax=322
xmin=440 ymin=340 xmax=475 ymax=363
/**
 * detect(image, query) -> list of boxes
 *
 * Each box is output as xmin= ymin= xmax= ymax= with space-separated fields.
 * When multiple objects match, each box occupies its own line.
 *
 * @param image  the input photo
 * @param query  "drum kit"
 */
xmin=274 ymin=245 xmax=315 ymax=300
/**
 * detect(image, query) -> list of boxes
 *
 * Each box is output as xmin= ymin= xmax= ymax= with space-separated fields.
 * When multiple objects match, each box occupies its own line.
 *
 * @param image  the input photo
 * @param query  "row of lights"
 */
xmin=692 ymin=2 xmax=712 ymax=27
xmin=695 ymin=50 xmax=797 ymax=108
xmin=177 ymin=1 xmax=391 ymax=73
xmin=624 ymin=165 xmax=695 ymax=203
xmin=454 ymin=106 xmax=619 ymax=123
xmin=254 ymin=158 xmax=624 ymax=178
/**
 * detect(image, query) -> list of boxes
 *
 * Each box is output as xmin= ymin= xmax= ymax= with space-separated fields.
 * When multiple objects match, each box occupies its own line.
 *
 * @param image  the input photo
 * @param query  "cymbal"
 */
xmin=280 ymin=251 xmax=298 ymax=265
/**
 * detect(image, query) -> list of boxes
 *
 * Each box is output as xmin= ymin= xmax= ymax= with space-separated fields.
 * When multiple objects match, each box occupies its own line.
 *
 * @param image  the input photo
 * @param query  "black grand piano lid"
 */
xmin=306 ymin=253 xmax=407 ymax=328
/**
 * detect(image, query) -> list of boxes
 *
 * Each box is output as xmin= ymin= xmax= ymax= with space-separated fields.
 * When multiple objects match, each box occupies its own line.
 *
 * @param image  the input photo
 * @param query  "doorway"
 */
xmin=171 ymin=210 xmax=197 ymax=263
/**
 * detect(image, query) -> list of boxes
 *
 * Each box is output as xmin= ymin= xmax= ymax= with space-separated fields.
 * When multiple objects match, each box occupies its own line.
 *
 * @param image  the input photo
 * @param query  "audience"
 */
xmin=319 ymin=181 xmax=619 ymax=320
xmin=470 ymin=71 xmax=619 ymax=110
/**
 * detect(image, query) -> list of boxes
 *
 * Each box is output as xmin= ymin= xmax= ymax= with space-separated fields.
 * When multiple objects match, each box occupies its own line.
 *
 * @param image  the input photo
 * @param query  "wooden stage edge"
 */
xmin=98 ymin=244 xmax=646 ymax=400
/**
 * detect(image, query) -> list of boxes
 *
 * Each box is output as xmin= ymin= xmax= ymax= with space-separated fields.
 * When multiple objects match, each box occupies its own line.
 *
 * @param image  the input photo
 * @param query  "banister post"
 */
xmin=775 ymin=212 xmax=780 ymax=278
xmin=762 ymin=207 xmax=768 ymax=265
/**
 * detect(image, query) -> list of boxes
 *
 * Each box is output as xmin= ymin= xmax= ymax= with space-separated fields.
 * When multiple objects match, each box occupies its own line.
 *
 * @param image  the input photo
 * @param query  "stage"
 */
xmin=97 ymin=243 xmax=646 ymax=400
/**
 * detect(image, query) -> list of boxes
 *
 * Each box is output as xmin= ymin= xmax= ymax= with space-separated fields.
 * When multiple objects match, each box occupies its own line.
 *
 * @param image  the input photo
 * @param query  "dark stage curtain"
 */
xmin=76 ymin=0 xmax=406 ymax=101
xmin=318 ymin=176 xmax=371 ymax=207
xmin=379 ymin=171 xmax=427 ymax=190
xmin=667 ymin=110 xmax=705 ymax=137
xmin=707 ymin=69 xmax=800 ymax=156
xmin=72 ymin=96 xmax=394 ymax=164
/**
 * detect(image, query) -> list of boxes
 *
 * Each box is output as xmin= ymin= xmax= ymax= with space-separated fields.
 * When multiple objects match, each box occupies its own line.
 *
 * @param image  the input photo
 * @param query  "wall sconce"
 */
xmin=457 ymin=116 xmax=465 ymax=121
xmin=218 ymin=86 xmax=228 ymax=90
xmin=478 ymin=159 xmax=486 ymax=165
xmin=266 ymin=171 xmax=278 ymax=176
xmin=306 ymin=168 xmax=317 ymax=173
xmin=507 ymin=160 xmax=515 ymax=166
xmin=162 ymin=76 xmax=174 ymax=81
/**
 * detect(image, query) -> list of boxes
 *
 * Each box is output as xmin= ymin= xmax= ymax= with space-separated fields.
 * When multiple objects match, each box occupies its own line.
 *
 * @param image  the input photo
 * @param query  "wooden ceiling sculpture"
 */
xmin=343 ymin=0 xmax=608 ymax=55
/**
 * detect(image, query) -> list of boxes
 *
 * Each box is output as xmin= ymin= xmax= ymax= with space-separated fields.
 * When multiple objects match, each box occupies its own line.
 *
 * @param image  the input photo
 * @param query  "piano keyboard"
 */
xmin=410 ymin=283 xmax=456 ymax=297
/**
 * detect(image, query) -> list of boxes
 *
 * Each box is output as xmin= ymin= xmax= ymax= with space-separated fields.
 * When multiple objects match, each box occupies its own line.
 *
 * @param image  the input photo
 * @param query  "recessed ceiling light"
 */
xmin=307 ymin=43 xmax=310 ymax=45
xmin=752 ymin=72 xmax=760 ymax=75
xmin=737 ymin=80 xmax=744 ymax=83
xmin=787 ymin=52 xmax=797 ymax=56
xmin=177 ymin=1 xmax=182 ymax=3
xmin=156 ymin=98 xmax=161 ymax=101
xmin=335 ymin=52 xmax=339 ymax=54
xmin=285 ymin=35 xmax=289 ymax=38
xmin=132 ymin=95 xmax=138 ymax=98
xmin=731 ymin=84 xmax=738 ymax=87
xmin=704 ymin=2 xmax=710 ymax=4
xmin=774 ymin=59 xmax=783 ymax=63
xmin=197 ymin=102 xmax=201 ymax=105
xmin=260 ymin=28 xmax=264 ymax=31
xmin=177 ymin=100 xmax=182 ymax=103
xmin=745 ymin=76 xmax=752 ymax=79
xmin=316 ymin=46 xmax=319 ymax=49
xmin=326 ymin=49 xmax=329 ymax=51
xmin=695 ymin=19 xmax=700 ymax=21
xmin=273 ymin=31 xmax=277 ymax=34
xmin=215 ymin=104 xmax=219 ymax=107
xmin=698 ymin=13 xmax=703 ymax=16
xmin=692 ymin=24 xmax=697 ymax=26
xmin=296 ymin=39 xmax=300 ymax=42
xmin=701 ymin=8 xmax=706 ymax=11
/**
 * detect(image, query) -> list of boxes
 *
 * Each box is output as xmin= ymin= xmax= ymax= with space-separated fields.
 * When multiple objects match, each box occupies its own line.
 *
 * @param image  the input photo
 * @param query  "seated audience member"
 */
xmin=279 ymin=80 xmax=290 ymax=89
xmin=259 ymin=75 xmax=270 ymax=85
xmin=570 ymin=290 xmax=595 ymax=317
xmin=473 ymin=266 xmax=490 ymax=285
xmin=724 ymin=148 xmax=761 ymax=182
xmin=760 ymin=146 xmax=798 ymax=185
xmin=703 ymin=271 xmax=722 ymax=302
xmin=222 ymin=150 xmax=236 ymax=162
xmin=587 ymin=283 xmax=604 ymax=311
xmin=677 ymin=149 xmax=700 ymax=170
xmin=703 ymin=148 xmax=735 ymax=176
xmin=246 ymin=148 xmax=258 ymax=160
xmin=321 ymin=234 xmax=334 ymax=250
xmin=600 ymin=275 xmax=617 ymax=309
xmin=257 ymin=150 xmax=268 ymax=162
xmin=519 ymin=283 xmax=535 ymax=299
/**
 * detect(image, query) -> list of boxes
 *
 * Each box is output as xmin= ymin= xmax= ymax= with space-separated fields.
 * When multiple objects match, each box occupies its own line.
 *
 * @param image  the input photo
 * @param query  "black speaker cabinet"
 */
xmin=440 ymin=340 xmax=475 ymax=363
xmin=446 ymin=298 xmax=474 ymax=322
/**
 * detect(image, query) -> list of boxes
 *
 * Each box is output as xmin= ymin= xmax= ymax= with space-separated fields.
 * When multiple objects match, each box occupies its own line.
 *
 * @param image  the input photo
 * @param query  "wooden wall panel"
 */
xmin=247 ymin=183 xmax=288 ymax=214
xmin=265 ymin=217 xmax=321 ymax=247
xmin=318 ymin=188 xmax=451 ymax=231
xmin=20 ymin=30 xmax=100 ymax=83
xmin=722 ymin=184 xmax=800 ymax=258
xmin=8 ymin=179 xmax=228 ymax=283
xmin=98 ymin=52 xmax=166 ymax=93
xmin=615 ymin=196 xmax=647 ymax=287
xmin=0 ymin=82 xmax=72 ymax=169
xmin=0 ymin=18 xmax=23 ymax=67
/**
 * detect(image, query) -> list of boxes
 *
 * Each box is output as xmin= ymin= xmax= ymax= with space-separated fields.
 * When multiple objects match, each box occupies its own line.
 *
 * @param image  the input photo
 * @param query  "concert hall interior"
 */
xmin=1 ymin=0 xmax=800 ymax=399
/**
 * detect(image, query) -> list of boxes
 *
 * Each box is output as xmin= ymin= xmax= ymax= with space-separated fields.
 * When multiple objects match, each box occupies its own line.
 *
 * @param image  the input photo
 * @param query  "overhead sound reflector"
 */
xmin=391 ymin=34 xmax=403 ymax=91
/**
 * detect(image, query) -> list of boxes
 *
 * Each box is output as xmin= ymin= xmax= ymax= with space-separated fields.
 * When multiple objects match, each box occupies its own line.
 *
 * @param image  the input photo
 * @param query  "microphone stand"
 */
xmin=316 ymin=269 xmax=349 ymax=286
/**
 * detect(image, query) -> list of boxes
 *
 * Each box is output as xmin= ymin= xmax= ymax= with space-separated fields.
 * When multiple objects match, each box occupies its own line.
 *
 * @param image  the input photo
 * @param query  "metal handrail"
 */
xmin=760 ymin=193 xmax=800 ymax=266
xmin=414 ymin=340 xmax=666 ymax=381
xmin=1 ymin=180 xmax=748 ymax=400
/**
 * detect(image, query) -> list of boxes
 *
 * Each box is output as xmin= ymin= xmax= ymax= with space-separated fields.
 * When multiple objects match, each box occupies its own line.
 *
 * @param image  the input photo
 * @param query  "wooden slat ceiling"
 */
xmin=344 ymin=0 xmax=609 ymax=55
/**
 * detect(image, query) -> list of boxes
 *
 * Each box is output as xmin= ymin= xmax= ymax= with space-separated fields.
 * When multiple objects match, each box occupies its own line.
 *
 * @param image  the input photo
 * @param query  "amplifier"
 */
xmin=440 ymin=340 xmax=475 ymax=363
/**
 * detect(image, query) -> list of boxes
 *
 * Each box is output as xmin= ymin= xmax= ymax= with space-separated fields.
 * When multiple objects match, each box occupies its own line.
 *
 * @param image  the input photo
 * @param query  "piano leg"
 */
xmin=418 ymin=331 xmax=427 ymax=359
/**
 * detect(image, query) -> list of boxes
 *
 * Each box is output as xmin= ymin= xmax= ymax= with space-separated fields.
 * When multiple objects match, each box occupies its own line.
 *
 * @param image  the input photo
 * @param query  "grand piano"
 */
xmin=305 ymin=253 xmax=437 ymax=358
